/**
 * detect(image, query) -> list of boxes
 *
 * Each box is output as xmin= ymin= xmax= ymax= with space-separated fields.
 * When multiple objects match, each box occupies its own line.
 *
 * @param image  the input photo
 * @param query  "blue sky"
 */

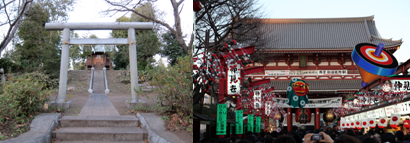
xmin=258 ymin=0 xmax=410 ymax=63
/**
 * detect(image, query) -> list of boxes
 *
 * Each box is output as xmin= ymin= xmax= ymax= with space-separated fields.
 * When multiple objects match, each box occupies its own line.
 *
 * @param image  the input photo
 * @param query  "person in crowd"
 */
xmin=217 ymin=138 xmax=230 ymax=143
xmin=361 ymin=137 xmax=379 ymax=143
xmin=230 ymin=136 xmax=237 ymax=143
xmin=270 ymin=131 xmax=278 ymax=141
xmin=381 ymin=133 xmax=396 ymax=143
xmin=346 ymin=129 xmax=355 ymax=137
xmin=264 ymin=135 xmax=274 ymax=143
xmin=304 ymin=132 xmax=334 ymax=143
xmin=396 ymin=131 xmax=404 ymax=143
xmin=403 ymin=134 xmax=410 ymax=143
xmin=274 ymin=135 xmax=296 ymax=143
xmin=374 ymin=133 xmax=381 ymax=143
xmin=334 ymin=134 xmax=360 ymax=143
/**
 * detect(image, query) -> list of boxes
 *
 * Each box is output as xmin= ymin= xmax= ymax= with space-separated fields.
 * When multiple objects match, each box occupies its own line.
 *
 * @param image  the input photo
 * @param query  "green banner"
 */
xmin=255 ymin=116 xmax=261 ymax=133
xmin=248 ymin=114 xmax=254 ymax=133
xmin=216 ymin=104 xmax=227 ymax=135
xmin=235 ymin=110 xmax=244 ymax=134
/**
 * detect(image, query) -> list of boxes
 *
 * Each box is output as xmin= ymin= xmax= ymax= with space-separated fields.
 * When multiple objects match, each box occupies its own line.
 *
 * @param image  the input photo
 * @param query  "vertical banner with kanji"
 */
xmin=216 ymin=104 xmax=227 ymax=135
xmin=248 ymin=114 xmax=254 ymax=132
xmin=255 ymin=116 xmax=261 ymax=133
xmin=236 ymin=110 xmax=243 ymax=134
xmin=227 ymin=64 xmax=241 ymax=95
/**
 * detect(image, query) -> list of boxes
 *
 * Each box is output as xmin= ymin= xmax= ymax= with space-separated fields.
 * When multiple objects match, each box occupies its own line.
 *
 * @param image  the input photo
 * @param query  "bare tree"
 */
xmin=193 ymin=0 xmax=267 ymax=105
xmin=0 ymin=0 xmax=33 ymax=57
xmin=103 ymin=0 xmax=193 ymax=53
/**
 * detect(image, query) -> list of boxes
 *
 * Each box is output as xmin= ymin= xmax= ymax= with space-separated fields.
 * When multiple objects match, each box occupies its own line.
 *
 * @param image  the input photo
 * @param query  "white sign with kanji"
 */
xmin=390 ymin=79 xmax=410 ymax=92
xmin=227 ymin=64 xmax=241 ymax=95
xmin=254 ymin=90 xmax=262 ymax=109
xmin=265 ymin=101 xmax=271 ymax=115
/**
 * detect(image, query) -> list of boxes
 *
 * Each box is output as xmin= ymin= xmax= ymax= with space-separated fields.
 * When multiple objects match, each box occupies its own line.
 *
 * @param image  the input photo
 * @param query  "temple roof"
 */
xmin=268 ymin=80 xmax=377 ymax=93
xmin=256 ymin=16 xmax=402 ymax=49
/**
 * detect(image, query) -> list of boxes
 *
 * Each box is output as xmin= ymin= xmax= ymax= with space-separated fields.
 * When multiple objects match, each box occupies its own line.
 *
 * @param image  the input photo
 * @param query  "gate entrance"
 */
xmin=45 ymin=22 xmax=153 ymax=106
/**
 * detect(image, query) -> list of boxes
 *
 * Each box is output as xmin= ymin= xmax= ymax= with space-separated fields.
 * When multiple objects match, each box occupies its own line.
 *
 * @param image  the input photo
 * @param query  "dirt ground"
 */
xmin=51 ymin=70 xmax=192 ymax=142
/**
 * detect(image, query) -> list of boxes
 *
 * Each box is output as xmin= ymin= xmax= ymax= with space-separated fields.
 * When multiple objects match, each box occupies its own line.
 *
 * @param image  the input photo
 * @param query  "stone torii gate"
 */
xmin=45 ymin=22 xmax=153 ymax=107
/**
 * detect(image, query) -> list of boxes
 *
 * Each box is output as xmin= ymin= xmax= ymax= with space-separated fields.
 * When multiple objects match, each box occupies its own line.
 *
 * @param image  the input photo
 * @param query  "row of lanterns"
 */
xmin=341 ymin=114 xmax=410 ymax=130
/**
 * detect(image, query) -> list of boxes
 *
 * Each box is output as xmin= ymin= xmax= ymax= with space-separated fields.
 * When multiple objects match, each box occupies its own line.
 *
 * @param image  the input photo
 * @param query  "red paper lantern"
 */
xmin=403 ymin=119 xmax=410 ymax=129
xmin=369 ymin=120 xmax=376 ymax=129
xmin=390 ymin=116 xmax=399 ymax=128
xmin=356 ymin=121 xmax=361 ymax=130
xmin=379 ymin=118 xmax=386 ymax=128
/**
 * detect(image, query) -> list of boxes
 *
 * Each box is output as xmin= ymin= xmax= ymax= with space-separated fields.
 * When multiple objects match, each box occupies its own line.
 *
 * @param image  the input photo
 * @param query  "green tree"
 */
xmin=9 ymin=0 xmax=73 ymax=78
xmin=161 ymin=32 xmax=187 ymax=66
xmin=111 ymin=3 xmax=161 ymax=70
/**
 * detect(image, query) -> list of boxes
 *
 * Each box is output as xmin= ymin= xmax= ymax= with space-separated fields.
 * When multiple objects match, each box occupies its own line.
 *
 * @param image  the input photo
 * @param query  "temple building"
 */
xmin=85 ymin=45 xmax=114 ymax=70
xmin=243 ymin=16 xmax=403 ymax=131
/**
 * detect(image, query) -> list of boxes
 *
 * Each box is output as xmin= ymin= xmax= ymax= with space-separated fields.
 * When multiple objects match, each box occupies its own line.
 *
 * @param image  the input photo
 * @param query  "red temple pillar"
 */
xmin=287 ymin=108 xmax=292 ymax=132
xmin=315 ymin=108 xmax=320 ymax=129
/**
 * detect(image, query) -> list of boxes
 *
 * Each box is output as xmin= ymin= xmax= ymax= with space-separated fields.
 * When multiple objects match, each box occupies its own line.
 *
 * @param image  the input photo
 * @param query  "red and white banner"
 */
xmin=369 ymin=118 xmax=376 ymax=128
xmin=362 ymin=119 xmax=369 ymax=128
xmin=390 ymin=114 xmax=401 ymax=128
xmin=355 ymin=120 xmax=362 ymax=129
xmin=378 ymin=117 xmax=388 ymax=128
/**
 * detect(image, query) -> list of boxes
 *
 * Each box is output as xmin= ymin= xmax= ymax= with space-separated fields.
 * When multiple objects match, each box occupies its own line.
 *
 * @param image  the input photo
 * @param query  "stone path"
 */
xmin=79 ymin=94 xmax=120 ymax=116
xmin=92 ymin=70 xmax=105 ymax=93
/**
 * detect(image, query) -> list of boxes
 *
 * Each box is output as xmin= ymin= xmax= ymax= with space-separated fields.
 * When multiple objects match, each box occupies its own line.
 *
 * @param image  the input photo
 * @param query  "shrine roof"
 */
xmin=254 ymin=16 xmax=402 ymax=50
xmin=268 ymin=80 xmax=377 ymax=93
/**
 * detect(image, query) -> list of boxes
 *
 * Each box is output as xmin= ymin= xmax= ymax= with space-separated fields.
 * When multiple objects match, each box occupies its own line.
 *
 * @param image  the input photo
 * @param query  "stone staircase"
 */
xmin=92 ymin=70 xmax=105 ymax=93
xmin=53 ymin=116 xmax=147 ymax=142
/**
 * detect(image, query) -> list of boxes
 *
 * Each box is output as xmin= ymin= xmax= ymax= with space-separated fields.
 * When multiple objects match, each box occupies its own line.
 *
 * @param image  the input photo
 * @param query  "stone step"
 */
xmin=53 ymin=127 xmax=146 ymax=141
xmin=59 ymin=116 xmax=139 ymax=127
xmin=56 ymin=141 xmax=145 ymax=143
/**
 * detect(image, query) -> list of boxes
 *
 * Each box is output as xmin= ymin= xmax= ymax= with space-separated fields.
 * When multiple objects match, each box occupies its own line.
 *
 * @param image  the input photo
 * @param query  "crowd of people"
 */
xmin=197 ymin=128 xmax=410 ymax=143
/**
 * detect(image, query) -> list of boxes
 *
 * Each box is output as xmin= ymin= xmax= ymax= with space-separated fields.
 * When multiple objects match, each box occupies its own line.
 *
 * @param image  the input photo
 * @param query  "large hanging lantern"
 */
xmin=403 ymin=119 xmax=410 ymax=129
xmin=323 ymin=109 xmax=335 ymax=126
xmin=296 ymin=108 xmax=311 ymax=124
xmin=390 ymin=114 xmax=400 ymax=128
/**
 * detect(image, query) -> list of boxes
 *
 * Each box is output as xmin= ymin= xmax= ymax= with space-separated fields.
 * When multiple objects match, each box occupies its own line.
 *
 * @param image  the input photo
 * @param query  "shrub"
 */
xmin=0 ymin=58 xmax=21 ymax=73
xmin=138 ymin=54 xmax=192 ymax=116
xmin=0 ymin=74 xmax=52 ymax=120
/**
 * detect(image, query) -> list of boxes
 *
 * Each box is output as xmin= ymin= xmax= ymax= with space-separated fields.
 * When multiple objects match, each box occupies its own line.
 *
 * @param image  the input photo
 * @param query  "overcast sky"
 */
xmin=258 ymin=0 xmax=410 ymax=63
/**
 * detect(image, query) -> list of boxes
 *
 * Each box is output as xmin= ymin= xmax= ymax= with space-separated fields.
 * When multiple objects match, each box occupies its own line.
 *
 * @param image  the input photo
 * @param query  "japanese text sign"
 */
xmin=248 ymin=114 xmax=254 ymax=133
xmin=236 ymin=110 xmax=244 ymax=134
xmin=227 ymin=64 xmax=241 ymax=95
xmin=255 ymin=116 xmax=261 ymax=133
xmin=254 ymin=90 xmax=262 ymax=109
xmin=216 ymin=104 xmax=227 ymax=135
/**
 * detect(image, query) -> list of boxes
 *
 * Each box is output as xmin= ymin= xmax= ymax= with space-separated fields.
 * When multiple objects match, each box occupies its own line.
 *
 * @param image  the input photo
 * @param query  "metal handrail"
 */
xmin=103 ymin=67 xmax=110 ymax=93
xmin=88 ymin=67 xmax=94 ymax=93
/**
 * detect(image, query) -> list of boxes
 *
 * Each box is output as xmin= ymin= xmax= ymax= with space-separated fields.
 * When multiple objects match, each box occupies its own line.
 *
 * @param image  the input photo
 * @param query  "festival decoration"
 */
xmin=362 ymin=119 xmax=369 ymax=128
xmin=355 ymin=120 xmax=362 ymax=130
xmin=403 ymin=119 xmax=410 ymax=129
xmin=369 ymin=118 xmax=376 ymax=128
xmin=390 ymin=114 xmax=400 ymax=128
xmin=287 ymin=78 xmax=309 ymax=108
xmin=296 ymin=108 xmax=311 ymax=124
xmin=378 ymin=117 xmax=388 ymax=128
xmin=351 ymin=43 xmax=398 ymax=87
xmin=351 ymin=121 xmax=356 ymax=129
xmin=323 ymin=109 xmax=336 ymax=126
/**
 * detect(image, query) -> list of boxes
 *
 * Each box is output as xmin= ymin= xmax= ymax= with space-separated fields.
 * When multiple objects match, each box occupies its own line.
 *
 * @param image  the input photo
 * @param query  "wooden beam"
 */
xmin=242 ymin=66 xmax=264 ymax=75
xmin=249 ymin=79 xmax=270 ymax=87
